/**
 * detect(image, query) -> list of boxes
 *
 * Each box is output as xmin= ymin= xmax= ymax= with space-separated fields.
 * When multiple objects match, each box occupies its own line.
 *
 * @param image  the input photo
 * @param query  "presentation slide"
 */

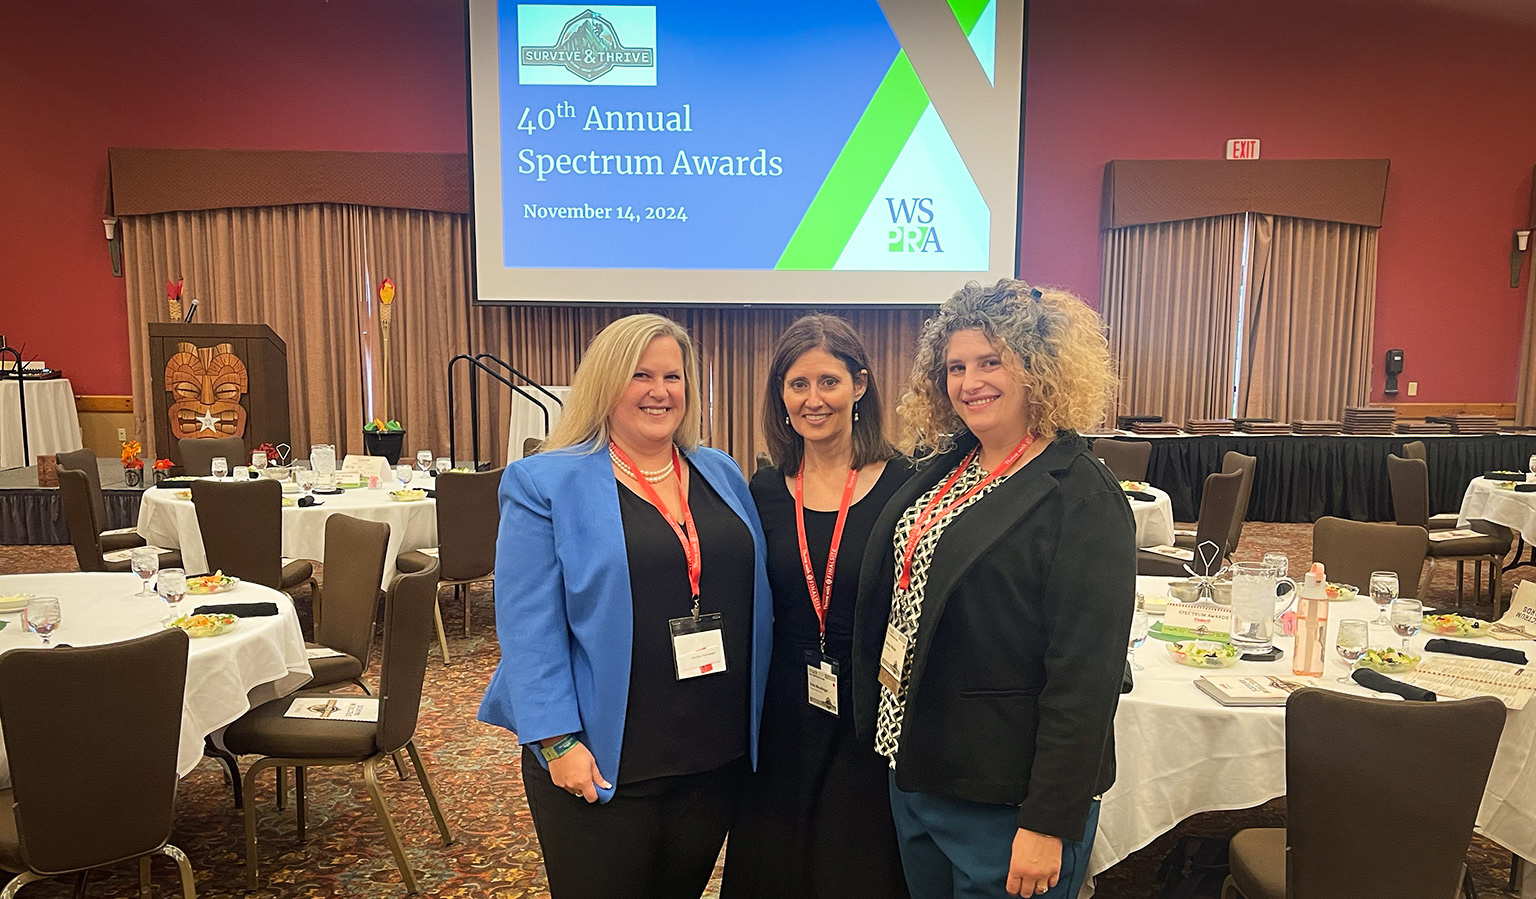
xmin=468 ymin=0 xmax=1025 ymax=305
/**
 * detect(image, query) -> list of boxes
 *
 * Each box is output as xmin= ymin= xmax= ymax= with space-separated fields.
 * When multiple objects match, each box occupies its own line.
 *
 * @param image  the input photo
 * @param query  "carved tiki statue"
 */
xmin=164 ymin=341 xmax=249 ymax=439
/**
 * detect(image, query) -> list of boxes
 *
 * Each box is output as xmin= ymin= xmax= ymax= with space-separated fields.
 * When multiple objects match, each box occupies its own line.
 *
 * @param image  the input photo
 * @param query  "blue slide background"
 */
xmin=499 ymin=2 xmax=899 ymax=269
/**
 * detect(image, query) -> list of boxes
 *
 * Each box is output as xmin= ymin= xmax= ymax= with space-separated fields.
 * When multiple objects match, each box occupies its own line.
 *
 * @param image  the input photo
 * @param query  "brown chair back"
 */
xmin=180 ymin=436 xmax=246 ymax=477
xmin=376 ymin=559 xmax=441 ymax=754
xmin=1220 ymin=451 xmax=1257 ymax=552
xmin=55 ymin=448 xmax=106 ymax=531
xmin=1091 ymin=438 xmax=1152 ymax=482
xmin=1311 ymin=516 xmax=1428 ymax=597
xmin=1285 ymin=688 xmax=1504 ymax=898
xmin=192 ymin=478 xmax=282 ymax=585
xmin=58 ymin=468 xmax=108 ymax=572
xmin=0 ymin=628 xmax=190 ymax=874
xmin=435 ymin=469 xmax=501 ymax=582
xmin=317 ymin=514 xmax=391 ymax=669
xmin=1401 ymin=440 xmax=1428 ymax=462
xmin=1193 ymin=469 xmax=1245 ymax=563
xmin=1386 ymin=454 xmax=1431 ymax=528
xmin=522 ymin=437 xmax=544 ymax=458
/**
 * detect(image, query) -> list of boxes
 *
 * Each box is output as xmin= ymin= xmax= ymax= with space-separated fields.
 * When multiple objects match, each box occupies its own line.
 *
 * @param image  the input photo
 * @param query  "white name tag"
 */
xmin=669 ymin=613 xmax=727 ymax=680
xmin=806 ymin=651 xmax=839 ymax=715
xmin=878 ymin=624 xmax=910 ymax=694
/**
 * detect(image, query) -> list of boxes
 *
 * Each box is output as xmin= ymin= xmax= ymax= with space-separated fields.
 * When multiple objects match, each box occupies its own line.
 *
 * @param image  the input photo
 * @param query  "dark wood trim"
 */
xmin=75 ymin=395 xmax=133 ymax=413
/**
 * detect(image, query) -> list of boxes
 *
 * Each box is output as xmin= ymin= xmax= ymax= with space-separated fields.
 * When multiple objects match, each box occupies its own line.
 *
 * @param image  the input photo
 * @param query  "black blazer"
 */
xmin=852 ymin=432 xmax=1136 ymax=839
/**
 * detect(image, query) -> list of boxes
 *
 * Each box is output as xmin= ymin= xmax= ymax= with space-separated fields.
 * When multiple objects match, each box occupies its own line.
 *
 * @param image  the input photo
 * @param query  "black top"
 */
xmin=617 ymin=467 xmax=754 ymax=784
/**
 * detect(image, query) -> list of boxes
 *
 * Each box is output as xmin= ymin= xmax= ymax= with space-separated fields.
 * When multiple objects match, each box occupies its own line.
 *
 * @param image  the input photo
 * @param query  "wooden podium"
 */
xmin=148 ymin=323 xmax=290 ymax=465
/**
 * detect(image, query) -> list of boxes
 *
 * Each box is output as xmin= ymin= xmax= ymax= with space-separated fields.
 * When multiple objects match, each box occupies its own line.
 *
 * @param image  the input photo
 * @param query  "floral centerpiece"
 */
xmin=166 ymin=278 xmax=184 ymax=320
xmin=122 ymin=440 xmax=144 ymax=486
xmin=363 ymin=417 xmax=406 ymax=464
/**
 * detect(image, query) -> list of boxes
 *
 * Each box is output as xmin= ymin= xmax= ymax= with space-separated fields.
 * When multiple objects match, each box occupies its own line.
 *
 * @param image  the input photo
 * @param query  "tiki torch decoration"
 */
xmin=378 ymin=278 xmax=396 ymax=417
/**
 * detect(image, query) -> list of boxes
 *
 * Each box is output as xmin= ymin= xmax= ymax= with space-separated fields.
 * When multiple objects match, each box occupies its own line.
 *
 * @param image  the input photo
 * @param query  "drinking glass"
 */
xmin=296 ymin=469 xmax=318 ymax=495
xmin=250 ymin=451 xmax=267 ymax=472
xmin=210 ymin=456 xmax=228 ymax=480
xmin=1127 ymin=605 xmax=1150 ymax=671
xmin=310 ymin=444 xmax=336 ymax=477
xmin=232 ymin=465 xmax=248 ymax=481
xmin=1261 ymin=553 xmax=1289 ymax=579
xmin=1389 ymin=598 xmax=1423 ymax=649
xmin=416 ymin=450 xmax=434 ymax=473
xmin=395 ymin=465 xmax=413 ymax=485
xmin=1335 ymin=618 xmax=1370 ymax=682
xmin=23 ymin=597 xmax=61 ymax=646
xmin=130 ymin=547 xmax=160 ymax=596
xmin=157 ymin=567 xmax=187 ymax=617
xmin=435 ymin=456 xmax=452 ymax=475
xmin=1368 ymin=570 xmax=1399 ymax=626
xmin=1528 ymin=454 xmax=1536 ymax=483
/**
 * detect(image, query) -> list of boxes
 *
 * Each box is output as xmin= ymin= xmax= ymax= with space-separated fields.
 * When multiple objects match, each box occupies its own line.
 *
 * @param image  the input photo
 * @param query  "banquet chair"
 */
xmin=1175 ymin=452 xmax=1256 ymax=553
xmin=1137 ymin=469 xmax=1243 ymax=576
xmin=1221 ymin=688 xmax=1505 ymax=899
xmin=1397 ymin=441 xmax=1459 ymax=528
xmin=223 ymin=560 xmax=454 ymax=893
xmin=1091 ymin=438 xmax=1152 ymax=482
xmin=0 ymin=628 xmax=196 ymax=899
xmin=58 ymin=468 xmax=181 ymax=573
xmin=308 ymin=514 xmax=390 ymax=692
xmin=522 ymin=437 xmax=544 ymax=458
xmin=191 ymin=478 xmax=318 ymax=600
xmin=1386 ymin=454 xmax=1511 ymax=612
xmin=395 ymin=468 xmax=502 ymax=665
xmin=55 ymin=447 xmax=144 ymax=552
xmin=179 ymin=435 xmax=245 ymax=476
xmin=1310 ymin=517 xmax=1428 ymax=598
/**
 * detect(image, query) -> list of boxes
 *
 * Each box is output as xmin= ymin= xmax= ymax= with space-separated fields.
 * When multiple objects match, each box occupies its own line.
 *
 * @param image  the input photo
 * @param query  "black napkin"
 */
xmin=297 ymin=496 xmax=324 ymax=507
xmin=193 ymin=602 xmax=279 ymax=618
xmin=1123 ymin=491 xmax=1157 ymax=503
xmin=1517 ymin=484 xmax=1536 ymax=493
xmin=1121 ymin=659 xmax=1134 ymax=694
xmin=1352 ymin=668 xmax=1436 ymax=701
xmin=1425 ymin=638 xmax=1528 ymax=665
xmin=1484 ymin=470 xmax=1525 ymax=482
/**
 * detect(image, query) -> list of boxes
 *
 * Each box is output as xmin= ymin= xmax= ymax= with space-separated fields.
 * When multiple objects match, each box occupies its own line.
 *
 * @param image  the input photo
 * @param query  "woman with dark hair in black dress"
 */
xmin=722 ymin=314 xmax=910 ymax=899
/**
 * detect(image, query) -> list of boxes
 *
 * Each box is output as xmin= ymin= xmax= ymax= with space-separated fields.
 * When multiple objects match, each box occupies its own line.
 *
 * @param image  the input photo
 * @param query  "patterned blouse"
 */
xmin=875 ymin=453 xmax=1010 ymax=767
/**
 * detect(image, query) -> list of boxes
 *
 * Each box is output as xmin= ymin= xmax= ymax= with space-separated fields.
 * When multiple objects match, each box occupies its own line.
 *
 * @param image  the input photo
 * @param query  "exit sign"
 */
xmin=1226 ymin=139 xmax=1261 ymax=159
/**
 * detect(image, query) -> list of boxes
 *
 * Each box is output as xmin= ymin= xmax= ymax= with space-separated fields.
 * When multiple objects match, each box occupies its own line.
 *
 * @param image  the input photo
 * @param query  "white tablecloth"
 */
xmin=135 ymin=480 xmax=438 ymax=585
xmin=0 ymin=378 xmax=82 ymax=469
xmin=1086 ymin=575 xmax=1536 ymax=896
xmin=1460 ymin=476 xmax=1536 ymax=544
xmin=505 ymin=385 xmax=570 ymax=461
xmin=1128 ymin=485 xmax=1175 ymax=548
xmin=0 ymin=572 xmax=311 ymax=786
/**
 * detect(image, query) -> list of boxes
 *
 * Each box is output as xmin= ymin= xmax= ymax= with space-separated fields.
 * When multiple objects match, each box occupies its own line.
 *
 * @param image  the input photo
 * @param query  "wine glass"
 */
xmin=1127 ymin=603 xmax=1150 ymax=671
xmin=296 ymin=469 xmax=318 ymax=496
xmin=1262 ymin=552 xmax=1289 ymax=579
xmin=1335 ymin=618 xmax=1370 ymax=682
xmin=416 ymin=450 xmax=433 ymax=474
xmin=157 ymin=567 xmax=187 ymax=620
xmin=395 ymin=465 xmax=413 ymax=486
xmin=435 ymin=456 xmax=452 ymax=476
xmin=250 ymin=450 xmax=268 ymax=472
xmin=1389 ymin=598 xmax=1423 ymax=649
xmin=210 ymin=456 xmax=228 ymax=480
xmin=130 ymin=547 xmax=160 ymax=596
xmin=24 ymin=597 xmax=61 ymax=646
xmin=1368 ymin=571 xmax=1398 ymax=626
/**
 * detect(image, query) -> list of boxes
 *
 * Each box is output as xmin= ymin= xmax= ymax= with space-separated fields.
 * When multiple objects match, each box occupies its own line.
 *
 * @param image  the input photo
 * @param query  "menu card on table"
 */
xmin=1144 ymin=544 xmax=1195 ymax=562
xmin=1408 ymin=657 xmax=1536 ymax=710
xmin=1195 ymin=674 xmax=1311 ymax=707
xmin=284 ymin=696 xmax=379 ymax=722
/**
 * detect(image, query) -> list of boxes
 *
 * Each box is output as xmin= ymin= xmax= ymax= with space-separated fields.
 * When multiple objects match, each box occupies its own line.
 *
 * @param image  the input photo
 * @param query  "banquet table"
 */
xmin=0 ymin=572 xmax=311 ymax=786
xmin=135 ymin=479 xmax=438 ymax=585
xmin=0 ymin=378 xmax=82 ymax=469
xmin=1460 ymin=476 xmax=1536 ymax=545
xmin=1127 ymin=485 xmax=1175 ymax=548
xmin=1086 ymin=575 xmax=1536 ymax=897
xmin=504 ymin=385 xmax=570 ymax=461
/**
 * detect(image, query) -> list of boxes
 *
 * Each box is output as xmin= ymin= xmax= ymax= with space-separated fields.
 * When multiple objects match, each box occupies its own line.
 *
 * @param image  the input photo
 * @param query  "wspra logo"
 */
xmin=886 ymin=197 xmax=943 ymax=253
xmin=519 ymin=7 xmax=655 ymax=84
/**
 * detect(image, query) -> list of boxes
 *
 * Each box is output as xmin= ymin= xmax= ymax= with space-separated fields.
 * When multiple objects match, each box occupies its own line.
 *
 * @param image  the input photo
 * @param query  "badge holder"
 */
xmin=669 ymin=610 xmax=726 ymax=680
xmin=805 ymin=635 xmax=839 ymax=715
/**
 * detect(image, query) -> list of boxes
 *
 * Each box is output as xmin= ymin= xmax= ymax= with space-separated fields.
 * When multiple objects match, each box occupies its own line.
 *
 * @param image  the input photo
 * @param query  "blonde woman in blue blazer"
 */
xmin=479 ymin=314 xmax=772 ymax=899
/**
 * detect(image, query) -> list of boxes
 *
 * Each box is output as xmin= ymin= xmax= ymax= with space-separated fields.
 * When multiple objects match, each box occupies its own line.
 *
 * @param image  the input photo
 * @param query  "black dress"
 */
xmin=721 ymin=459 xmax=912 ymax=899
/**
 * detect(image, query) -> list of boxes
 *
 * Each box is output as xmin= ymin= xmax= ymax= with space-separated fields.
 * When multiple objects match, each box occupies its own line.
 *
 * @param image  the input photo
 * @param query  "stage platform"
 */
xmin=0 ymin=459 xmax=143 ymax=545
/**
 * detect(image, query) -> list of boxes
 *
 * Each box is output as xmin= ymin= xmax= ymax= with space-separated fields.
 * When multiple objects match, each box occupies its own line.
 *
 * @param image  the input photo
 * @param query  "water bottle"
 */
xmin=1292 ymin=562 xmax=1330 ymax=676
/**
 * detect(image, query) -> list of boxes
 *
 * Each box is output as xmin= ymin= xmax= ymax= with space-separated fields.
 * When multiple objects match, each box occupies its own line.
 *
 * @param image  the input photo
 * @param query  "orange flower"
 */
xmin=379 ymin=278 xmax=395 ymax=304
xmin=120 ymin=440 xmax=142 ymax=466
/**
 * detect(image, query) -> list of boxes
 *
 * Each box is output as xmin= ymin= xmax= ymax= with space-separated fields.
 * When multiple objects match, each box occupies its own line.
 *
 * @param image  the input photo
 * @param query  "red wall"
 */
xmin=1022 ymin=0 xmax=1536 ymax=403
xmin=5 ymin=0 xmax=1533 ymax=403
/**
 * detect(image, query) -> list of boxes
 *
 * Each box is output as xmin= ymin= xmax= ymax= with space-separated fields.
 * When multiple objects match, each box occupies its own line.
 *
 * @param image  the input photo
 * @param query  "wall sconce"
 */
xmin=1514 ymin=229 xmax=1532 ymax=289
xmin=102 ymin=217 xmax=122 ymax=278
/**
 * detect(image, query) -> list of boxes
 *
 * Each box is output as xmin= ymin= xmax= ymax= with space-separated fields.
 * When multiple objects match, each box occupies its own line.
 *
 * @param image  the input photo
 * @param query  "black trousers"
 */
xmin=522 ymin=746 xmax=746 ymax=899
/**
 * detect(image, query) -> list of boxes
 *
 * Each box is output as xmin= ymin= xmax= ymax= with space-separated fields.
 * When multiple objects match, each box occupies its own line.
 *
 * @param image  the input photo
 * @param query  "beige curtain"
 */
xmin=1101 ymin=215 xmax=1244 ymax=424
xmin=121 ymin=205 xmax=369 ymax=461
xmin=1236 ymin=215 xmax=1378 ymax=420
xmin=1518 ymin=265 xmax=1536 ymax=426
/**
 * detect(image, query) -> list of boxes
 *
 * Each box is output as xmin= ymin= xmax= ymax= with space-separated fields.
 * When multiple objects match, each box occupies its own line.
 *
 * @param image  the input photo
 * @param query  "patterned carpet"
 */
xmin=0 ymin=523 xmax=1524 ymax=898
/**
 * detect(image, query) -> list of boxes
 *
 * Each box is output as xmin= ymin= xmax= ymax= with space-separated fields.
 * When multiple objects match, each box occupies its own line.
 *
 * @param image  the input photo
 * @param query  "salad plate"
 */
xmin=1168 ymin=640 xmax=1240 ymax=668
xmin=1324 ymin=582 xmax=1359 ymax=601
xmin=1421 ymin=613 xmax=1493 ymax=637
xmin=168 ymin=613 xmax=238 ymax=638
xmin=0 ymin=593 xmax=33 ymax=614
xmin=186 ymin=572 xmax=240 ymax=595
xmin=1354 ymin=647 xmax=1420 ymax=673
xmin=390 ymin=489 xmax=427 ymax=502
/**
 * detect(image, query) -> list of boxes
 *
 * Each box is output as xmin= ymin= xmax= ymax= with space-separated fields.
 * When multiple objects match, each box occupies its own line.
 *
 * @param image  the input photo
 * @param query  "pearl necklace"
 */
xmin=609 ymin=442 xmax=673 ymax=483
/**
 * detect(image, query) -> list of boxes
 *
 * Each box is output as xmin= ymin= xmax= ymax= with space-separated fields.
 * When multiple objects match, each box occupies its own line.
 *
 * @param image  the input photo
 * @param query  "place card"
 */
xmin=1161 ymin=602 xmax=1233 ymax=640
xmin=284 ymin=696 xmax=379 ymax=722
xmin=341 ymin=454 xmax=391 ymax=481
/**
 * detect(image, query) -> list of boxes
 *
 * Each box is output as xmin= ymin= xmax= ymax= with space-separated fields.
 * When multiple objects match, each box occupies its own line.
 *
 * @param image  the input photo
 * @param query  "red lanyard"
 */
xmin=897 ymin=435 xmax=1035 ymax=591
xmin=609 ymin=442 xmax=702 ymax=602
xmin=794 ymin=466 xmax=860 ymax=641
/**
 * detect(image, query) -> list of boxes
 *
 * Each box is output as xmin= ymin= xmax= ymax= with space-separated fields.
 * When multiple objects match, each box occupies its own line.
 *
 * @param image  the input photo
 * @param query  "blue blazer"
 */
xmin=477 ymin=441 xmax=773 ymax=803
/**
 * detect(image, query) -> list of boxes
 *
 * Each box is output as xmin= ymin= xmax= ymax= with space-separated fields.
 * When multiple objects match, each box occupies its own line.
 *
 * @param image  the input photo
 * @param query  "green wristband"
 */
xmin=540 ymin=734 xmax=579 ymax=762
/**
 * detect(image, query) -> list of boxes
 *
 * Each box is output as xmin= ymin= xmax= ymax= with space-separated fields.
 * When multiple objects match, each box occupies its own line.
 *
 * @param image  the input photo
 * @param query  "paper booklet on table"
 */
xmin=1428 ymin=528 xmax=1483 ymax=542
xmin=1406 ymin=657 xmax=1536 ymax=710
xmin=103 ymin=545 xmax=170 ymax=563
xmin=304 ymin=646 xmax=348 ymax=660
xmin=1491 ymin=580 xmax=1536 ymax=641
xmin=1144 ymin=544 xmax=1195 ymax=562
xmin=1195 ymin=674 xmax=1311 ymax=706
xmin=284 ymin=696 xmax=379 ymax=722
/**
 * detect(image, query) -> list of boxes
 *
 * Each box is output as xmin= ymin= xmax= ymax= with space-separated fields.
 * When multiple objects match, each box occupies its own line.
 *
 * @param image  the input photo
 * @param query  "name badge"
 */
xmin=805 ymin=651 xmax=839 ymax=715
xmin=878 ymin=624 xmax=910 ymax=694
xmin=669 ymin=613 xmax=726 ymax=680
